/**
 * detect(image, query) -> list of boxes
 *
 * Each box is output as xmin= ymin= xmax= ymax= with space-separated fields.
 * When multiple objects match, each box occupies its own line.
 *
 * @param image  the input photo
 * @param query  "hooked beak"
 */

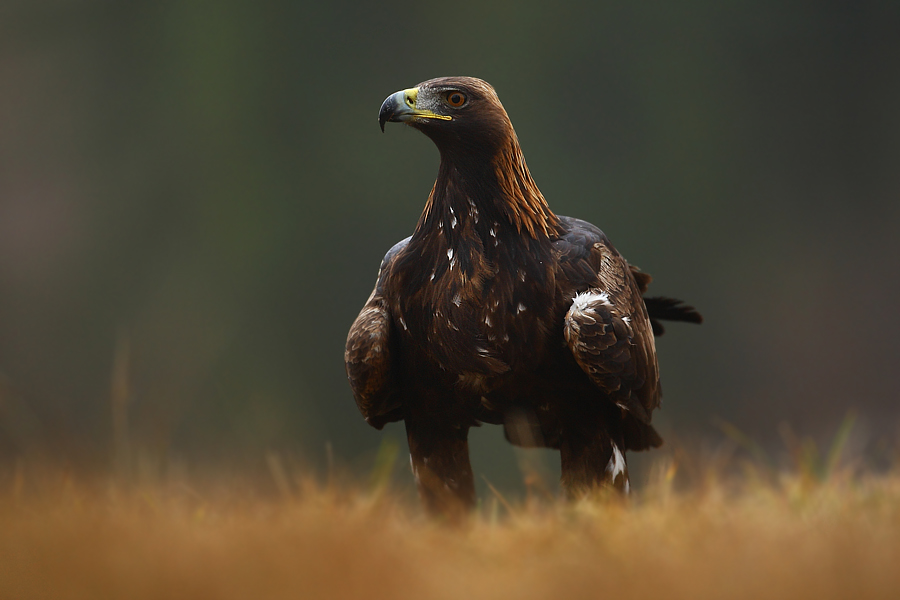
xmin=378 ymin=87 xmax=452 ymax=132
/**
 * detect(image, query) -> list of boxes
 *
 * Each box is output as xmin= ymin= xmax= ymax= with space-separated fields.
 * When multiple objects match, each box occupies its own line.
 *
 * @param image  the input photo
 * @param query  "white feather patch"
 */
xmin=606 ymin=442 xmax=626 ymax=482
xmin=571 ymin=290 xmax=612 ymax=314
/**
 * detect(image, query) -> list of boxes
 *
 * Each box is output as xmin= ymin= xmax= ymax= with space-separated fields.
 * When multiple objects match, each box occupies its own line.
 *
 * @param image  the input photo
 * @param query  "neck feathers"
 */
xmin=416 ymin=131 xmax=560 ymax=241
xmin=492 ymin=131 xmax=560 ymax=239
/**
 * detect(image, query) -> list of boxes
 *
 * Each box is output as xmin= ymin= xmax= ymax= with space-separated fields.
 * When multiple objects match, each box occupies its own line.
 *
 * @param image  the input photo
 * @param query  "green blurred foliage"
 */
xmin=1 ymin=0 xmax=898 ymax=490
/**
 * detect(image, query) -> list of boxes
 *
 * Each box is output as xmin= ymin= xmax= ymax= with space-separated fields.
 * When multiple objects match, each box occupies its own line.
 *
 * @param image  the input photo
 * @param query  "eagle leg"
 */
xmin=558 ymin=410 xmax=630 ymax=498
xmin=405 ymin=417 xmax=476 ymax=519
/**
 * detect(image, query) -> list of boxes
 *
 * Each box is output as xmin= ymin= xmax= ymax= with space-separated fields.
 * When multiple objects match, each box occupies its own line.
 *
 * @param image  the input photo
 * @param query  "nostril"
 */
xmin=405 ymin=95 xmax=415 ymax=107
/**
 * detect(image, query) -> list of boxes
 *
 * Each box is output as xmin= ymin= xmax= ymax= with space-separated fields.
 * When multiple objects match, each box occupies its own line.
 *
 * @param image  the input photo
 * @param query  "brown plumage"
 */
xmin=346 ymin=77 xmax=701 ymax=517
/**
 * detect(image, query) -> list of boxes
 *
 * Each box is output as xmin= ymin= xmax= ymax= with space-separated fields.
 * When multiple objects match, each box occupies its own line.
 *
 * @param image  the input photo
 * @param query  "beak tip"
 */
xmin=378 ymin=90 xmax=405 ymax=134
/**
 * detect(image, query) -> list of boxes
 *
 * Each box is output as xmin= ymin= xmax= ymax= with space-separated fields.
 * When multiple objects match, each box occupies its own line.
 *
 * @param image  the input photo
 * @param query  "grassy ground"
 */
xmin=3 ymin=456 xmax=899 ymax=600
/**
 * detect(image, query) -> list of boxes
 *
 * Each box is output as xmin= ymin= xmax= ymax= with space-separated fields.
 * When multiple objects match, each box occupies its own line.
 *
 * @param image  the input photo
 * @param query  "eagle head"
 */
xmin=378 ymin=76 xmax=513 ymax=158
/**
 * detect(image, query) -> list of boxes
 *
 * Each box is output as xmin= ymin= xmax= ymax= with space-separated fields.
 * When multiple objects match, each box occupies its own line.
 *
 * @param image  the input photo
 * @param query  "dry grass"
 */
xmin=2 ymin=459 xmax=900 ymax=600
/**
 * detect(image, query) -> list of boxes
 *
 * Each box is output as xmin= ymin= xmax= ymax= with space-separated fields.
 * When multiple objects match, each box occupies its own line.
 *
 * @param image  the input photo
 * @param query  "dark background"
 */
xmin=1 ymin=0 xmax=898 ymax=493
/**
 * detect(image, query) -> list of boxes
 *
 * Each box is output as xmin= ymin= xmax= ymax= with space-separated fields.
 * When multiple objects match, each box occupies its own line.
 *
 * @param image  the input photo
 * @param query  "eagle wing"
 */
xmin=556 ymin=219 xmax=660 ymax=423
xmin=344 ymin=238 xmax=409 ymax=429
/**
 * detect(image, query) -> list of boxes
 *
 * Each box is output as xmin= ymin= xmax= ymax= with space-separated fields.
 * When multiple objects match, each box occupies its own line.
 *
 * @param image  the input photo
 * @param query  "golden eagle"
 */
xmin=346 ymin=77 xmax=700 ymax=516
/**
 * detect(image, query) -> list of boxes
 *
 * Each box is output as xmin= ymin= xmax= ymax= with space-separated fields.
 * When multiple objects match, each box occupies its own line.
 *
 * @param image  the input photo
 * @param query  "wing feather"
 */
xmin=562 ymin=239 xmax=660 ymax=423
xmin=344 ymin=238 xmax=409 ymax=429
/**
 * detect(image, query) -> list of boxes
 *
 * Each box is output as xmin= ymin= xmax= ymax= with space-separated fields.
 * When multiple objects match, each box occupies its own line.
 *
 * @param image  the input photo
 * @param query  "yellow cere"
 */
xmin=405 ymin=87 xmax=453 ymax=121
xmin=403 ymin=87 xmax=419 ymax=107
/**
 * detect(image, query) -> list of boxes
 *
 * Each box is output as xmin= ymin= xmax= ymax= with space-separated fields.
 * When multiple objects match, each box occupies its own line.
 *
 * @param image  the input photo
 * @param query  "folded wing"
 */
xmin=563 ymin=240 xmax=660 ymax=423
xmin=344 ymin=239 xmax=409 ymax=429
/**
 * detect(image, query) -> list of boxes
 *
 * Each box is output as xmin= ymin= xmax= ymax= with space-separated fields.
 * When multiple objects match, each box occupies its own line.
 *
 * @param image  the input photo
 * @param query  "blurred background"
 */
xmin=1 ymin=0 xmax=898 ymax=495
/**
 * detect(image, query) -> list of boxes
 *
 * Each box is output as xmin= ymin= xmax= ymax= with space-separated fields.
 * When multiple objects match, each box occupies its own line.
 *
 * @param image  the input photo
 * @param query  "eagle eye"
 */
xmin=446 ymin=91 xmax=467 ymax=107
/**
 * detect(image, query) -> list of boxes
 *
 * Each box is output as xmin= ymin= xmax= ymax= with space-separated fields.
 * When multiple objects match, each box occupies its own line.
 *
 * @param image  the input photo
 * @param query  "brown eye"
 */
xmin=446 ymin=91 xmax=466 ymax=107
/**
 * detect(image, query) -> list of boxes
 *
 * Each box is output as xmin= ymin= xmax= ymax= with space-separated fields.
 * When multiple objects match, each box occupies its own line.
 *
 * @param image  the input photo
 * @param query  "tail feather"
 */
xmin=644 ymin=296 xmax=703 ymax=336
xmin=622 ymin=415 xmax=664 ymax=451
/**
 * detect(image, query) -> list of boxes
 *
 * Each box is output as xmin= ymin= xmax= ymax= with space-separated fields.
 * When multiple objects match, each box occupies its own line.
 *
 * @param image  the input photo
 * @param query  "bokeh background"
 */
xmin=1 ymin=0 xmax=898 ymax=494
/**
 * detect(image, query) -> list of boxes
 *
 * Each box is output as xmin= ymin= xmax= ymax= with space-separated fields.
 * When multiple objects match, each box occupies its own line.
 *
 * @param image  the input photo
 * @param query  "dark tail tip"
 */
xmin=644 ymin=296 xmax=703 ymax=325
